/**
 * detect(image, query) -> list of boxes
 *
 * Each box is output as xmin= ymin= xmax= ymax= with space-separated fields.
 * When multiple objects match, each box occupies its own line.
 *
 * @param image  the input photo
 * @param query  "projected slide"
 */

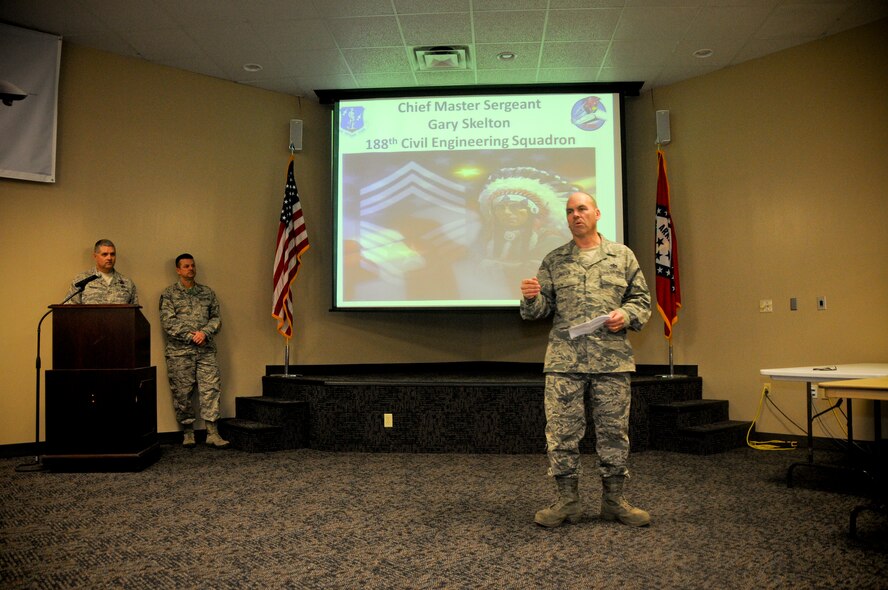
xmin=334 ymin=92 xmax=624 ymax=309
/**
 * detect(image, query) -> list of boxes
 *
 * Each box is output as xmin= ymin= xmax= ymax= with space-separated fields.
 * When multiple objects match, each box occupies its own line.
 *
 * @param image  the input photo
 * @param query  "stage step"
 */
xmin=649 ymin=399 xmax=749 ymax=454
xmin=217 ymin=418 xmax=285 ymax=453
xmin=220 ymin=397 xmax=309 ymax=452
xmin=653 ymin=420 xmax=752 ymax=455
xmin=648 ymin=399 xmax=750 ymax=455
xmin=649 ymin=399 xmax=729 ymax=430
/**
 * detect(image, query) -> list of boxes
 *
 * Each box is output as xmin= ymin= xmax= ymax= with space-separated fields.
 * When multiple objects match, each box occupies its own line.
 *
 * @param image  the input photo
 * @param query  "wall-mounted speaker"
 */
xmin=289 ymin=119 xmax=303 ymax=151
xmin=656 ymin=110 xmax=671 ymax=145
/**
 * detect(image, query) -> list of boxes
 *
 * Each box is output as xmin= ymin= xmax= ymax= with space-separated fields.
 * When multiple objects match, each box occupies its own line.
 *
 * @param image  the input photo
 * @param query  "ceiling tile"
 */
xmin=188 ymin=23 xmax=272 ymax=59
xmin=1 ymin=0 xmax=101 ymax=36
xmin=393 ymin=0 xmax=470 ymax=14
xmin=473 ymin=11 xmax=547 ymax=44
xmin=549 ymin=0 xmax=627 ymax=7
xmin=541 ymin=41 xmax=609 ymax=69
xmin=706 ymin=0 xmax=778 ymax=6
xmin=398 ymin=13 xmax=473 ymax=46
xmin=273 ymin=49 xmax=350 ymax=77
xmin=544 ymin=9 xmax=622 ymax=42
xmin=81 ymin=0 xmax=179 ymax=31
xmin=1 ymin=0 xmax=883 ymax=98
xmin=476 ymin=69 xmax=540 ymax=84
xmin=614 ymin=6 xmax=698 ymax=41
xmin=605 ymin=39 xmax=677 ymax=67
xmin=327 ymin=16 xmax=404 ymax=48
xmin=252 ymin=21 xmax=338 ymax=52
xmin=153 ymin=0 xmax=244 ymax=25
xmin=473 ymin=0 xmax=548 ymax=10
xmin=683 ymin=7 xmax=773 ymax=41
xmin=341 ymin=47 xmax=413 ymax=74
xmin=307 ymin=0 xmax=395 ymax=18
xmin=755 ymin=4 xmax=851 ymax=39
xmin=235 ymin=0 xmax=318 ymax=22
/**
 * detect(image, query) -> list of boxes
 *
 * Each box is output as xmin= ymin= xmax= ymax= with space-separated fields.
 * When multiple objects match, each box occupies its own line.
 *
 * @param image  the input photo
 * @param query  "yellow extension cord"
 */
xmin=746 ymin=384 xmax=798 ymax=451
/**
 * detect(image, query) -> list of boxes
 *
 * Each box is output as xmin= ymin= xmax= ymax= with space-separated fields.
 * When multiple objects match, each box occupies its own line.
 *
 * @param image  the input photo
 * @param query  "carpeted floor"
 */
xmin=1 ymin=445 xmax=885 ymax=589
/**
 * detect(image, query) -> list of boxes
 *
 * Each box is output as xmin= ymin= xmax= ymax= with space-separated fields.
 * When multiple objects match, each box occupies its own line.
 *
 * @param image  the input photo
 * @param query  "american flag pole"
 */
xmin=284 ymin=340 xmax=290 ymax=377
xmin=271 ymin=150 xmax=310 ymax=378
xmin=283 ymin=144 xmax=293 ymax=378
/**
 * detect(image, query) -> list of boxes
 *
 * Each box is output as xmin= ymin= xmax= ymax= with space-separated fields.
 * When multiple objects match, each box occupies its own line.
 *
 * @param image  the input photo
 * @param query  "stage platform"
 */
xmin=248 ymin=362 xmax=704 ymax=454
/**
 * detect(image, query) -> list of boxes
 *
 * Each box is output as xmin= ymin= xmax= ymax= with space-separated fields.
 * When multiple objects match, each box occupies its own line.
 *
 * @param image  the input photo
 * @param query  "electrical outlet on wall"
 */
xmin=817 ymin=296 xmax=827 ymax=310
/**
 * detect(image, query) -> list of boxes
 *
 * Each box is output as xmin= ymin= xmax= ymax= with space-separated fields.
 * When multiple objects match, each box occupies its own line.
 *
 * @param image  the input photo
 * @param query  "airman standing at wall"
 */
xmin=67 ymin=239 xmax=138 ymax=304
xmin=159 ymin=253 xmax=229 ymax=449
xmin=520 ymin=191 xmax=651 ymax=528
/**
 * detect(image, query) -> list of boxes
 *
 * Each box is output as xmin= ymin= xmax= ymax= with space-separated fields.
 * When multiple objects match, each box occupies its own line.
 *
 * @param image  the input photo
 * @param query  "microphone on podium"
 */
xmin=74 ymin=274 xmax=100 ymax=289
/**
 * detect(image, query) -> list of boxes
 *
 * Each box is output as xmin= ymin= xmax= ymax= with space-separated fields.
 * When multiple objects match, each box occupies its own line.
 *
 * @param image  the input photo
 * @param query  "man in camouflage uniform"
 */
xmin=159 ymin=253 xmax=229 ymax=449
xmin=520 ymin=191 xmax=651 ymax=528
xmin=67 ymin=239 xmax=138 ymax=304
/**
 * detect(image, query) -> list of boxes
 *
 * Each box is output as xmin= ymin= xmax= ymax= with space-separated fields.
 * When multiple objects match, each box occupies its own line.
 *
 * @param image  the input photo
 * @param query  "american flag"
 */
xmin=655 ymin=149 xmax=681 ymax=340
xmin=272 ymin=156 xmax=310 ymax=339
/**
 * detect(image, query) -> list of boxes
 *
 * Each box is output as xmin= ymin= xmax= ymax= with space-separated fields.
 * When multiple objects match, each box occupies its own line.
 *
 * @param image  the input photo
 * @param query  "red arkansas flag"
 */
xmin=655 ymin=149 xmax=681 ymax=340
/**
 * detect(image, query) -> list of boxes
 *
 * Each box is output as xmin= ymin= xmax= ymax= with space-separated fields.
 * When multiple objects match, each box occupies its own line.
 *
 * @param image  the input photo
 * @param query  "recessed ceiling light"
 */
xmin=497 ymin=51 xmax=516 ymax=61
xmin=243 ymin=63 xmax=263 ymax=72
xmin=693 ymin=49 xmax=713 ymax=59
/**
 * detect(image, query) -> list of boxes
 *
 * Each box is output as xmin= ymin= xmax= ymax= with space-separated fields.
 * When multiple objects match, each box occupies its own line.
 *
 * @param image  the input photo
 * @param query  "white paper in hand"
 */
xmin=568 ymin=315 xmax=610 ymax=339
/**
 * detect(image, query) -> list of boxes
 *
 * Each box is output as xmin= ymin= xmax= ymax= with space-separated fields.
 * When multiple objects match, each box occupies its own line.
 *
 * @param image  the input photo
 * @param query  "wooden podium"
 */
xmin=43 ymin=304 xmax=159 ymax=470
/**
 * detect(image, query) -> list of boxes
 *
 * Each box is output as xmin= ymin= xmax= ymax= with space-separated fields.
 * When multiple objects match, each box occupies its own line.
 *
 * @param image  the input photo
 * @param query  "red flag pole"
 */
xmin=655 ymin=146 xmax=683 ymax=378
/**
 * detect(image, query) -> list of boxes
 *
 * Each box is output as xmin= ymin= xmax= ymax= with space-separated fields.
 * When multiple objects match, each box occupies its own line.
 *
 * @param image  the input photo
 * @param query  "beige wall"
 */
xmin=626 ymin=19 xmax=888 ymax=438
xmin=1 ymin=20 xmax=886 ymax=446
xmin=0 ymin=45 xmax=309 ymax=445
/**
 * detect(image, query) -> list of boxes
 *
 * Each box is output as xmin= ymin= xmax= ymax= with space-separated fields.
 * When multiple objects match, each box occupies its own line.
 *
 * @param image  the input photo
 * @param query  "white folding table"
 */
xmin=760 ymin=363 xmax=888 ymax=487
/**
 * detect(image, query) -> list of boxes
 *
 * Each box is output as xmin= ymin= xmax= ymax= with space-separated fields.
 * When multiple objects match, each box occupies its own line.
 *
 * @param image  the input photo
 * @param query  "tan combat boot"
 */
xmin=182 ymin=425 xmax=196 ymax=448
xmin=205 ymin=421 xmax=230 ymax=449
xmin=601 ymin=475 xmax=650 ymax=526
xmin=535 ymin=476 xmax=583 ymax=527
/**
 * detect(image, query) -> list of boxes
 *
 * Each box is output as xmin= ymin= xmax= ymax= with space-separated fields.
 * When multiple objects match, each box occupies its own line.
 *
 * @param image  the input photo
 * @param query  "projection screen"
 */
xmin=320 ymin=85 xmax=639 ymax=310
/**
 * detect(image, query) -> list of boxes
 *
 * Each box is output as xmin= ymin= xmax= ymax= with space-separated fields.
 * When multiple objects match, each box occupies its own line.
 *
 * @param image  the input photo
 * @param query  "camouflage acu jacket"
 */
xmin=67 ymin=269 xmax=139 ymax=305
xmin=520 ymin=236 xmax=651 ymax=373
xmin=159 ymin=282 xmax=221 ymax=356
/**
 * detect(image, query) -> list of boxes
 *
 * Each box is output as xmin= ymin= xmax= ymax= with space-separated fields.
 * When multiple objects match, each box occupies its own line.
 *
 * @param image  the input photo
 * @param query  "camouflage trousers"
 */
xmin=166 ymin=352 xmax=222 ymax=425
xmin=544 ymin=372 xmax=631 ymax=479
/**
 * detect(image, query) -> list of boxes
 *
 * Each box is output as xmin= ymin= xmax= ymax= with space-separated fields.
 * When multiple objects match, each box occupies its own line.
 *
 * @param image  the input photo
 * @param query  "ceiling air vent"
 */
xmin=413 ymin=46 xmax=470 ymax=71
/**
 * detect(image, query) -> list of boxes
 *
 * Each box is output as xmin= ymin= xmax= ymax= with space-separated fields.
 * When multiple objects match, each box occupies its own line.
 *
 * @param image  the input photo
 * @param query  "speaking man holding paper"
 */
xmin=67 ymin=239 xmax=139 ymax=304
xmin=520 ymin=191 xmax=651 ymax=528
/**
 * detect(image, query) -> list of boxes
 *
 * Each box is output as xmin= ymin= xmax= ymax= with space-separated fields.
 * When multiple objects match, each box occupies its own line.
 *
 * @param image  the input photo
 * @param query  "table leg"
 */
xmin=787 ymin=381 xmax=816 ymax=487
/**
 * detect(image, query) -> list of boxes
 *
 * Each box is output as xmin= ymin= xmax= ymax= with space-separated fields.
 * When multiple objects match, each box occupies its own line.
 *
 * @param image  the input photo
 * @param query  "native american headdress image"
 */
xmin=478 ymin=166 xmax=579 ymax=234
